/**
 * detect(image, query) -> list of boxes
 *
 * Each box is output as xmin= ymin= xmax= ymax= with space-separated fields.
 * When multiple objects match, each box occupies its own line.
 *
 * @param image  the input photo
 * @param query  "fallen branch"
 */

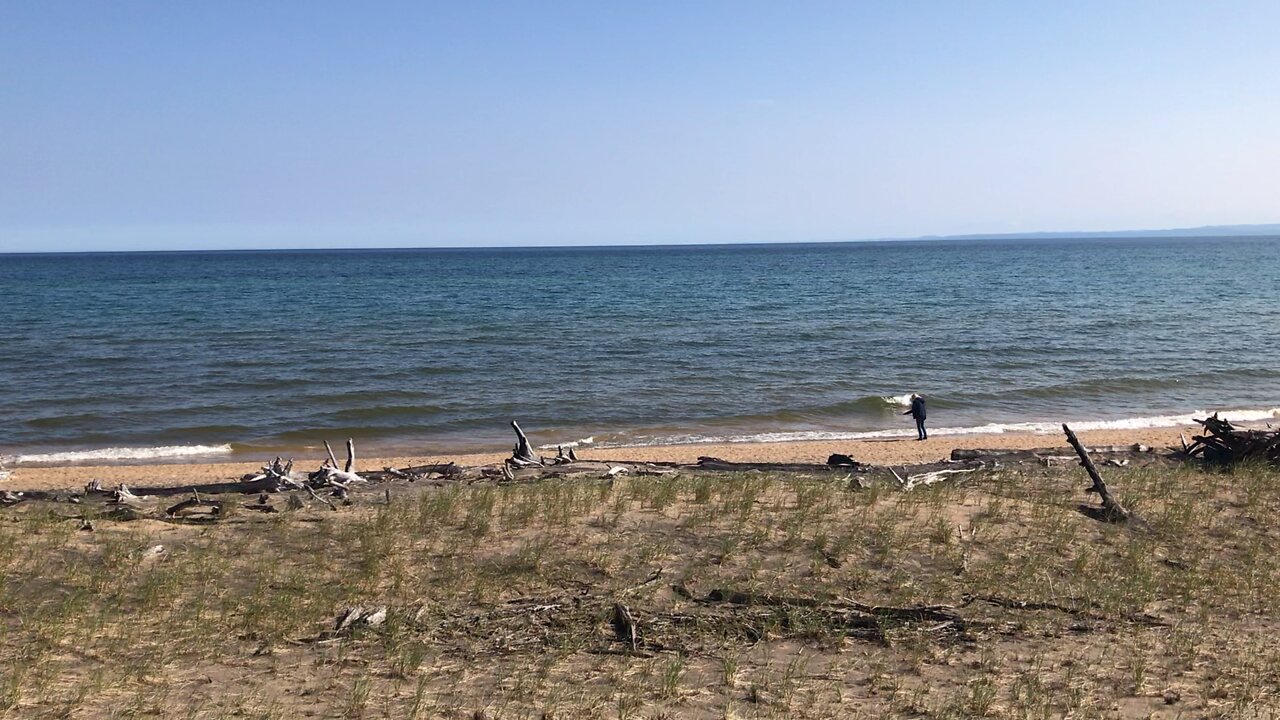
xmin=165 ymin=492 xmax=222 ymax=518
xmin=1063 ymin=423 xmax=1135 ymax=524
xmin=899 ymin=465 xmax=981 ymax=491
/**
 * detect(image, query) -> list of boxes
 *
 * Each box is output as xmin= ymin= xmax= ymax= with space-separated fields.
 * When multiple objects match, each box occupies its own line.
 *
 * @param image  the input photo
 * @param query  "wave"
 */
xmin=11 ymin=444 xmax=235 ymax=464
xmin=594 ymin=407 xmax=1280 ymax=448
xmin=538 ymin=436 xmax=595 ymax=450
xmin=878 ymin=393 xmax=915 ymax=407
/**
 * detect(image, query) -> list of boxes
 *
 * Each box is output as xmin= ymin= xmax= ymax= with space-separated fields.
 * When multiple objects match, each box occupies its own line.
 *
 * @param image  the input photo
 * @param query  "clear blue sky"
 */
xmin=3 ymin=1 xmax=1278 ymax=251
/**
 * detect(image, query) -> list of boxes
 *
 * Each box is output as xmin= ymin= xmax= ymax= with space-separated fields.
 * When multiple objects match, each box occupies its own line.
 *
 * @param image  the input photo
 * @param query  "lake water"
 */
xmin=2 ymin=236 xmax=1278 ymax=463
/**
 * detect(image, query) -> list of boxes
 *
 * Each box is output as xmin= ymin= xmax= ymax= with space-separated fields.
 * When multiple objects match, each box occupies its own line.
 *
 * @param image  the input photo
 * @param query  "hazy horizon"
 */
xmin=4 ymin=221 xmax=1280 ymax=256
xmin=4 ymin=2 xmax=1280 ymax=253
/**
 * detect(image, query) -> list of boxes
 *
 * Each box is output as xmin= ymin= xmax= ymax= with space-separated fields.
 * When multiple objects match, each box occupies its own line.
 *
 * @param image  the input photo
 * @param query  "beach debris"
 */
xmin=826 ymin=453 xmax=858 ymax=467
xmin=113 ymin=484 xmax=146 ymax=509
xmin=244 ymin=456 xmax=302 ymax=490
xmin=889 ymin=466 xmax=907 ymax=486
xmin=694 ymin=457 xmax=857 ymax=473
xmin=310 ymin=439 xmax=367 ymax=487
xmin=951 ymin=444 xmax=1152 ymax=463
xmin=139 ymin=544 xmax=166 ymax=563
xmin=686 ymin=587 xmax=967 ymax=627
xmin=549 ymin=445 xmax=579 ymax=464
xmin=896 ymin=466 xmax=982 ymax=491
xmin=610 ymin=603 xmax=640 ymax=651
xmin=509 ymin=420 xmax=544 ymax=467
xmin=165 ymin=490 xmax=223 ymax=518
xmin=1182 ymin=413 xmax=1280 ymax=466
xmin=242 ymin=494 xmax=277 ymax=513
xmin=1062 ymin=424 xmax=1137 ymax=524
xmin=334 ymin=605 xmax=388 ymax=634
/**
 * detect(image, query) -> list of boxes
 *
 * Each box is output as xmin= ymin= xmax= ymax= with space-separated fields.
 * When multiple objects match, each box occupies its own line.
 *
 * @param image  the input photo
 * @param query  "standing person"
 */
xmin=904 ymin=393 xmax=927 ymax=440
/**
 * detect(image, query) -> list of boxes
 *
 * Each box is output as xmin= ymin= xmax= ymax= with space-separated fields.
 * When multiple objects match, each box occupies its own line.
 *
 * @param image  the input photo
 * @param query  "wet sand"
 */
xmin=1 ymin=425 xmax=1194 ymax=493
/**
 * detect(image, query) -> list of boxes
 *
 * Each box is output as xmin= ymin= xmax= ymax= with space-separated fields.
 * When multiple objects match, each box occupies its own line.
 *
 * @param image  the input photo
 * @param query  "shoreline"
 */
xmin=1 ymin=424 xmax=1196 ymax=493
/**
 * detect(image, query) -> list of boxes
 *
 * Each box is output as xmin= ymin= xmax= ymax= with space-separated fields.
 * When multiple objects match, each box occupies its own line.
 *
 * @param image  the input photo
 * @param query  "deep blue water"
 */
xmin=2 ymin=237 xmax=1278 ymax=463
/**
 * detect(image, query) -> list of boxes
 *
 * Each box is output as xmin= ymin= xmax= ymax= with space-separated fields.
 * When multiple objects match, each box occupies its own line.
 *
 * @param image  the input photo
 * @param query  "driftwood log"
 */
xmin=1063 ymin=424 xmax=1135 ymax=524
xmin=694 ymin=457 xmax=859 ymax=473
xmin=951 ymin=444 xmax=1153 ymax=463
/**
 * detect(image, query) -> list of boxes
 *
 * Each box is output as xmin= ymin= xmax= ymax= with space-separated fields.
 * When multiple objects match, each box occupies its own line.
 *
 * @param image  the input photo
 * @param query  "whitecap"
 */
xmin=13 ymin=444 xmax=234 ymax=464
xmin=879 ymin=393 xmax=915 ymax=407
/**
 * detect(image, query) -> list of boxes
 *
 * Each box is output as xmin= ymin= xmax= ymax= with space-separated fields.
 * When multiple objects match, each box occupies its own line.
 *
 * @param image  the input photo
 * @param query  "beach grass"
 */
xmin=0 ymin=460 xmax=1278 ymax=718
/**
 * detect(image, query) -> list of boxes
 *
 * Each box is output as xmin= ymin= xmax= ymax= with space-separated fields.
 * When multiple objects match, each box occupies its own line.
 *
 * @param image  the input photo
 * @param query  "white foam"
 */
xmin=596 ymin=407 xmax=1280 ymax=449
xmin=880 ymin=394 xmax=914 ymax=407
xmin=538 ymin=436 xmax=595 ymax=450
xmin=12 ymin=444 xmax=234 ymax=464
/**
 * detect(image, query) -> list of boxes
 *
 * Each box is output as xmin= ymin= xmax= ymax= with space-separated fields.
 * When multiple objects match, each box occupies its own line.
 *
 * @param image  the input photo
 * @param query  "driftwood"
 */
xmin=1063 ymin=424 xmax=1135 ymax=523
xmin=165 ymin=492 xmax=222 ymax=517
xmin=243 ymin=457 xmax=302 ymax=490
xmin=113 ymin=475 xmax=290 ymax=498
xmin=694 ymin=457 xmax=854 ymax=473
xmin=333 ymin=605 xmax=387 ymax=635
xmin=509 ymin=421 xmax=543 ymax=467
xmin=310 ymin=438 xmax=366 ymax=487
xmin=549 ymin=445 xmax=580 ymax=465
xmin=951 ymin=444 xmax=1152 ymax=463
xmin=680 ymin=586 xmax=966 ymax=625
xmin=894 ymin=465 xmax=981 ymax=491
xmin=1183 ymin=413 xmax=1280 ymax=465
xmin=610 ymin=603 xmax=640 ymax=651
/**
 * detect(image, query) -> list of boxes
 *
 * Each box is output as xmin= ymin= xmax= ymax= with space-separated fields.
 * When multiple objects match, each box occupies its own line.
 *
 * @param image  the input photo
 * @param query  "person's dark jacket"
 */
xmin=904 ymin=396 xmax=926 ymax=420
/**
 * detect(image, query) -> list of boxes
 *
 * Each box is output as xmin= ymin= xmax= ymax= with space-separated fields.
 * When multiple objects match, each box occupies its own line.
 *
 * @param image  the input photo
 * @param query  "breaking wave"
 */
xmin=594 ymin=407 xmax=1280 ymax=448
xmin=879 ymin=393 xmax=915 ymax=407
xmin=538 ymin=436 xmax=595 ymax=450
xmin=11 ymin=444 xmax=234 ymax=464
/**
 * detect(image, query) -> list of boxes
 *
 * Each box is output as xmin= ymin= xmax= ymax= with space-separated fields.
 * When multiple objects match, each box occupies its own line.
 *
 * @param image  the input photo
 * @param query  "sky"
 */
xmin=2 ymin=1 xmax=1279 ymax=252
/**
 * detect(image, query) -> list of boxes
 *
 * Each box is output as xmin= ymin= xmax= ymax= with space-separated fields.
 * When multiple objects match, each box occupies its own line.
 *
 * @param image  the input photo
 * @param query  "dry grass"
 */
xmin=1 ymin=460 xmax=1279 ymax=718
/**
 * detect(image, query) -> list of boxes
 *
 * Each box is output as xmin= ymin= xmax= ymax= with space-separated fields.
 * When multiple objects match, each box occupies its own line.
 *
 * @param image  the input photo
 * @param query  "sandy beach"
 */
xmin=2 ymin=424 xmax=1194 ymax=492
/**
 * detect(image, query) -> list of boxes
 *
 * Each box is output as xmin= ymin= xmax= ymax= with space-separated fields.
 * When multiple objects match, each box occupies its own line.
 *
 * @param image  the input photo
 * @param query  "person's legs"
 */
xmin=916 ymin=417 xmax=927 ymax=440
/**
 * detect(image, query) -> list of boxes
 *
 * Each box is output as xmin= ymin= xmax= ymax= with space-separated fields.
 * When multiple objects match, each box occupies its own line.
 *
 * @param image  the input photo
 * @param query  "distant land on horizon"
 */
xmin=913 ymin=222 xmax=1280 ymax=242
xmin=3 ymin=223 xmax=1280 ymax=255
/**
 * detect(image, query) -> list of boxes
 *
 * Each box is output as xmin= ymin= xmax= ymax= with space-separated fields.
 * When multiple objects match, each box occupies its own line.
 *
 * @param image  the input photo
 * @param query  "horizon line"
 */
xmin=3 ymin=222 xmax=1279 ymax=256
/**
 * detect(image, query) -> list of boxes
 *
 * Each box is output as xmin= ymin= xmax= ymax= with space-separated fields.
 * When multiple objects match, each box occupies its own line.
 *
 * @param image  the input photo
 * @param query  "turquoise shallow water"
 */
xmin=1 ymin=237 xmax=1278 ymax=462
